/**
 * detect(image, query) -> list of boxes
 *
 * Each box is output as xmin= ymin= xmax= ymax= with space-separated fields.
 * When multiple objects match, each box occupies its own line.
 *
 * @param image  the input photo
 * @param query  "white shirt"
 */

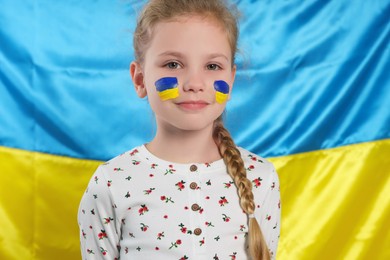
xmin=78 ymin=145 xmax=281 ymax=259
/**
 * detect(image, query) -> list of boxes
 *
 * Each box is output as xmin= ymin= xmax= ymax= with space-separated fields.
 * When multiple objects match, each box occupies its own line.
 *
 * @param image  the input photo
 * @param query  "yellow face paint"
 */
xmin=155 ymin=77 xmax=179 ymax=101
xmin=214 ymin=80 xmax=230 ymax=104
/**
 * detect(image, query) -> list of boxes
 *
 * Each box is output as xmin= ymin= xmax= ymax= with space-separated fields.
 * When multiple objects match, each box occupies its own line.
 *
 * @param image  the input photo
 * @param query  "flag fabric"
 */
xmin=0 ymin=0 xmax=389 ymax=259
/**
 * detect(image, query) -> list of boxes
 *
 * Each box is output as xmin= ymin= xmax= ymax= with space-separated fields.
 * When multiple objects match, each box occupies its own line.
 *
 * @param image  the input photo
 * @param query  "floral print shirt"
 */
xmin=78 ymin=145 xmax=281 ymax=259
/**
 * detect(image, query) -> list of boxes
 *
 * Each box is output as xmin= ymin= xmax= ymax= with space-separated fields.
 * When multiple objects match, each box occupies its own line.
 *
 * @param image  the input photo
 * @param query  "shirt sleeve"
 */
xmin=256 ymin=164 xmax=281 ymax=259
xmin=78 ymin=166 xmax=121 ymax=260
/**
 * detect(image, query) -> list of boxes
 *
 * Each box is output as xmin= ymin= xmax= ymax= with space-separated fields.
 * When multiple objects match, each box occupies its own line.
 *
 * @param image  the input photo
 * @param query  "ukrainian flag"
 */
xmin=214 ymin=80 xmax=230 ymax=104
xmin=155 ymin=77 xmax=179 ymax=101
xmin=0 ymin=0 xmax=389 ymax=259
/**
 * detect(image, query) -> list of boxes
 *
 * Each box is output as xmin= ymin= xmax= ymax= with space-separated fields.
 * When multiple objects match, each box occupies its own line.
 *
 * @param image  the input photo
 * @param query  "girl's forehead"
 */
xmin=150 ymin=17 xmax=229 ymax=48
xmin=155 ymin=14 xmax=224 ymax=31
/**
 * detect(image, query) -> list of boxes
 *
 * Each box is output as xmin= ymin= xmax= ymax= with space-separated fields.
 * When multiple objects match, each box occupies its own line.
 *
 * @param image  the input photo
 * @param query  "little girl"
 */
xmin=78 ymin=0 xmax=280 ymax=259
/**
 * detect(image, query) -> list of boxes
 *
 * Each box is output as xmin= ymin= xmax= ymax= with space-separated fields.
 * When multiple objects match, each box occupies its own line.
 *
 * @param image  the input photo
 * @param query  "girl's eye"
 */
xmin=165 ymin=62 xmax=181 ymax=69
xmin=207 ymin=64 xmax=221 ymax=70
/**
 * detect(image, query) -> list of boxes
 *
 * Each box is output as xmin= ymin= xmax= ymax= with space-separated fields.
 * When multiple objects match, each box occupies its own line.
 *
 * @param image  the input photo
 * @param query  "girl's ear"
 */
xmin=130 ymin=61 xmax=147 ymax=98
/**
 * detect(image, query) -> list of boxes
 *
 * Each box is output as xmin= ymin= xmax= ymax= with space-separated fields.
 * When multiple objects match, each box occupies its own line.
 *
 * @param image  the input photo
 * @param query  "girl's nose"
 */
xmin=182 ymin=70 xmax=205 ymax=93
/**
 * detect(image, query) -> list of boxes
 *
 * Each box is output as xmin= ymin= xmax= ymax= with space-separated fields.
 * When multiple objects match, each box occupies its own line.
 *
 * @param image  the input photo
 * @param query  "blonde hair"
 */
xmin=134 ymin=1 xmax=270 ymax=259
xmin=213 ymin=116 xmax=270 ymax=260
xmin=134 ymin=0 xmax=238 ymax=65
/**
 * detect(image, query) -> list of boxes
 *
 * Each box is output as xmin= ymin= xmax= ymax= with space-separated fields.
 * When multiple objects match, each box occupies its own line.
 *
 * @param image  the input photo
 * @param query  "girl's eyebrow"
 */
xmin=158 ymin=51 xmax=184 ymax=58
xmin=159 ymin=51 xmax=229 ymax=62
xmin=207 ymin=53 xmax=229 ymax=62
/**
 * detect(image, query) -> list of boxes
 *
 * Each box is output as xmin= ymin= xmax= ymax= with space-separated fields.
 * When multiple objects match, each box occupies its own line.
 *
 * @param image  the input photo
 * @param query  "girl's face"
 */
xmin=131 ymin=15 xmax=236 ymax=132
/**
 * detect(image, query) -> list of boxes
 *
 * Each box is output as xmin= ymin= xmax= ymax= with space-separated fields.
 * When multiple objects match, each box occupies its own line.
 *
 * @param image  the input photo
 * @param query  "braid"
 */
xmin=213 ymin=117 xmax=270 ymax=260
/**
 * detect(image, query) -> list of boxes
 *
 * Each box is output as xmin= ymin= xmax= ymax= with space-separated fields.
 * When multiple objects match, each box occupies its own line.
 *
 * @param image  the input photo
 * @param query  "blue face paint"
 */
xmin=155 ymin=77 xmax=179 ymax=101
xmin=214 ymin=80 xmax=230 ymax=104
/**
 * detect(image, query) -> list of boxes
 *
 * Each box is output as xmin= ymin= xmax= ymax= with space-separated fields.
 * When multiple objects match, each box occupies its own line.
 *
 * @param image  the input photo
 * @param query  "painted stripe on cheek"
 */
xmin=155 ymin=77 xmax=179 ymax=101
xmin=214 ymin=80 xmax=230 ymax=104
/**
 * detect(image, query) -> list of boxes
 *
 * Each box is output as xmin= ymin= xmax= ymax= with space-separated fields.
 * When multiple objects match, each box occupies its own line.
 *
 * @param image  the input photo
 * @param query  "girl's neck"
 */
xmin=146 ymin=124 xmax=222 ymax=164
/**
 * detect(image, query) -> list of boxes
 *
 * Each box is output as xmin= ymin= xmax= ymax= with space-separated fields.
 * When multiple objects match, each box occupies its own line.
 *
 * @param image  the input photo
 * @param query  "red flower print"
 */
xmin=266 ymin=214 xmax=271 ymax=221
xmin=169 ymin=239 xmax=182 ymax=249
xmin=164 ymin=215 xmax=168 ymax=219
xmin=175 ymin=180 xmax=186 ymax=191
xmin=107 ymin=180 xmax=112 ymax=187
xmin=205 ymin=221 xmax=215 ymax=227
xmin=252 ymin=177 xmax=263 ymax=188
xmin=103 ymin=217 xmax=114 ymax=224
xmin=219 ymin=196 xmax=229 ymax=206
xmin=184 ymin=206 xmax=189 ymax=210
xmin=199 ymin=238 xmax=205 ymax=246
xmin=140 ymin=223 xmax=149 ymax=232
xmin=180 ymin=256 xmax=189 ymax=260
xmin=130 ymin=149 xmax=139 ymax=156
xmin=248 ymin=154 xmax=263 ymax=163
xmin=247 ymin=165 xmax=255 ymax=171
xmin=98 ymin=230 xmax=107 ymax=240
xmin=151 ymin=163 xmax=158 ymax=169
xmin=144 ymin=188 xmax=155 ymax=195
xmin=229 ymin=252 xmax=237 ymax=260
xmin=222 ymin=214 xmax=231 ymax=222
xmin=157 ymin=232 xmax=165 ymax=240
xmin=205 ymin=196 xmax=210 ymax=200
xmin=87 ymin=249 xmax=95 ymax=254
xmin=138 ymin=204 xmax=149 ymax=215
xmin=149 ymin=174 xmax=154 ymax=177
xmin=155 ymin=247 xmax=159 ymax=250
xmin=224 ymin=181 xmax=234 ymax=188
xmin=239 ymin=225 xmax=246 ymax=231
xmin=271 ymin=182 xmax=275 ymax=189
xmin=132 ymin=160 xmax=140 ymax=165
xmin=205 ymin=162 xmax=211 ymax=167
xmin=94 ymin=176 xmax=99 ymax=184
xmin=161 ymin=195 xmax=175 ymax=203
xmin=178 ymin=223 xmax=192 ymax=234
xmin=100 ymin=247 xmax=107 ymax=256
xmin=113 ymin=167 xmax=123 ymax=171
xmin=165 ymin=165 xmax=176 ymax=175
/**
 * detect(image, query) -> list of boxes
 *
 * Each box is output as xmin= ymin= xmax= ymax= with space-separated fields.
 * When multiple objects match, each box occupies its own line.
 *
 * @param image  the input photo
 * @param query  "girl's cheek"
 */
xmin=154 ymin=77 xmax=179 ymax=101
xmin=213 ymin=80 xmax=230 ymax=104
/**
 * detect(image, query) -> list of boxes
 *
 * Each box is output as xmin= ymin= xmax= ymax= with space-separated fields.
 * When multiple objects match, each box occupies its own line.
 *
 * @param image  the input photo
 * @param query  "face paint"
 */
xmin=155 ymin=77 xmax=179 ymax=101
xmin=214 ymin=80 xmax=230 ymax=104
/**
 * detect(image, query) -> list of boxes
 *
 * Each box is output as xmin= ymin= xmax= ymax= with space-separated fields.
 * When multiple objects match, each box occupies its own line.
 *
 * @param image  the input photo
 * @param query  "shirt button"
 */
xmin=190 ymin=164 xmax=198 ymax=172
xmin=194 ymin=228 xmax=202 ymax=236
xmin=191 ymin=203 xmax=200 ymax=211
xmin=189 ymin=182 xmax=198 ymax=190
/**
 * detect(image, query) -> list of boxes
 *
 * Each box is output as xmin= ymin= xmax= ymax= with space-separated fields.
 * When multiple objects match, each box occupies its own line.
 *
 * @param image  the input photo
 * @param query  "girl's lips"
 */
xmin=176 ymin=100 xmax=209 ymax=110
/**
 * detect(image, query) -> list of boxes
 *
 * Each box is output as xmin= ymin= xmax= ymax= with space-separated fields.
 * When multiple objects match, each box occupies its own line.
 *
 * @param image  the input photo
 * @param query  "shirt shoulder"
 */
xmin=238 ymin=147 xmax=275 ymax=170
